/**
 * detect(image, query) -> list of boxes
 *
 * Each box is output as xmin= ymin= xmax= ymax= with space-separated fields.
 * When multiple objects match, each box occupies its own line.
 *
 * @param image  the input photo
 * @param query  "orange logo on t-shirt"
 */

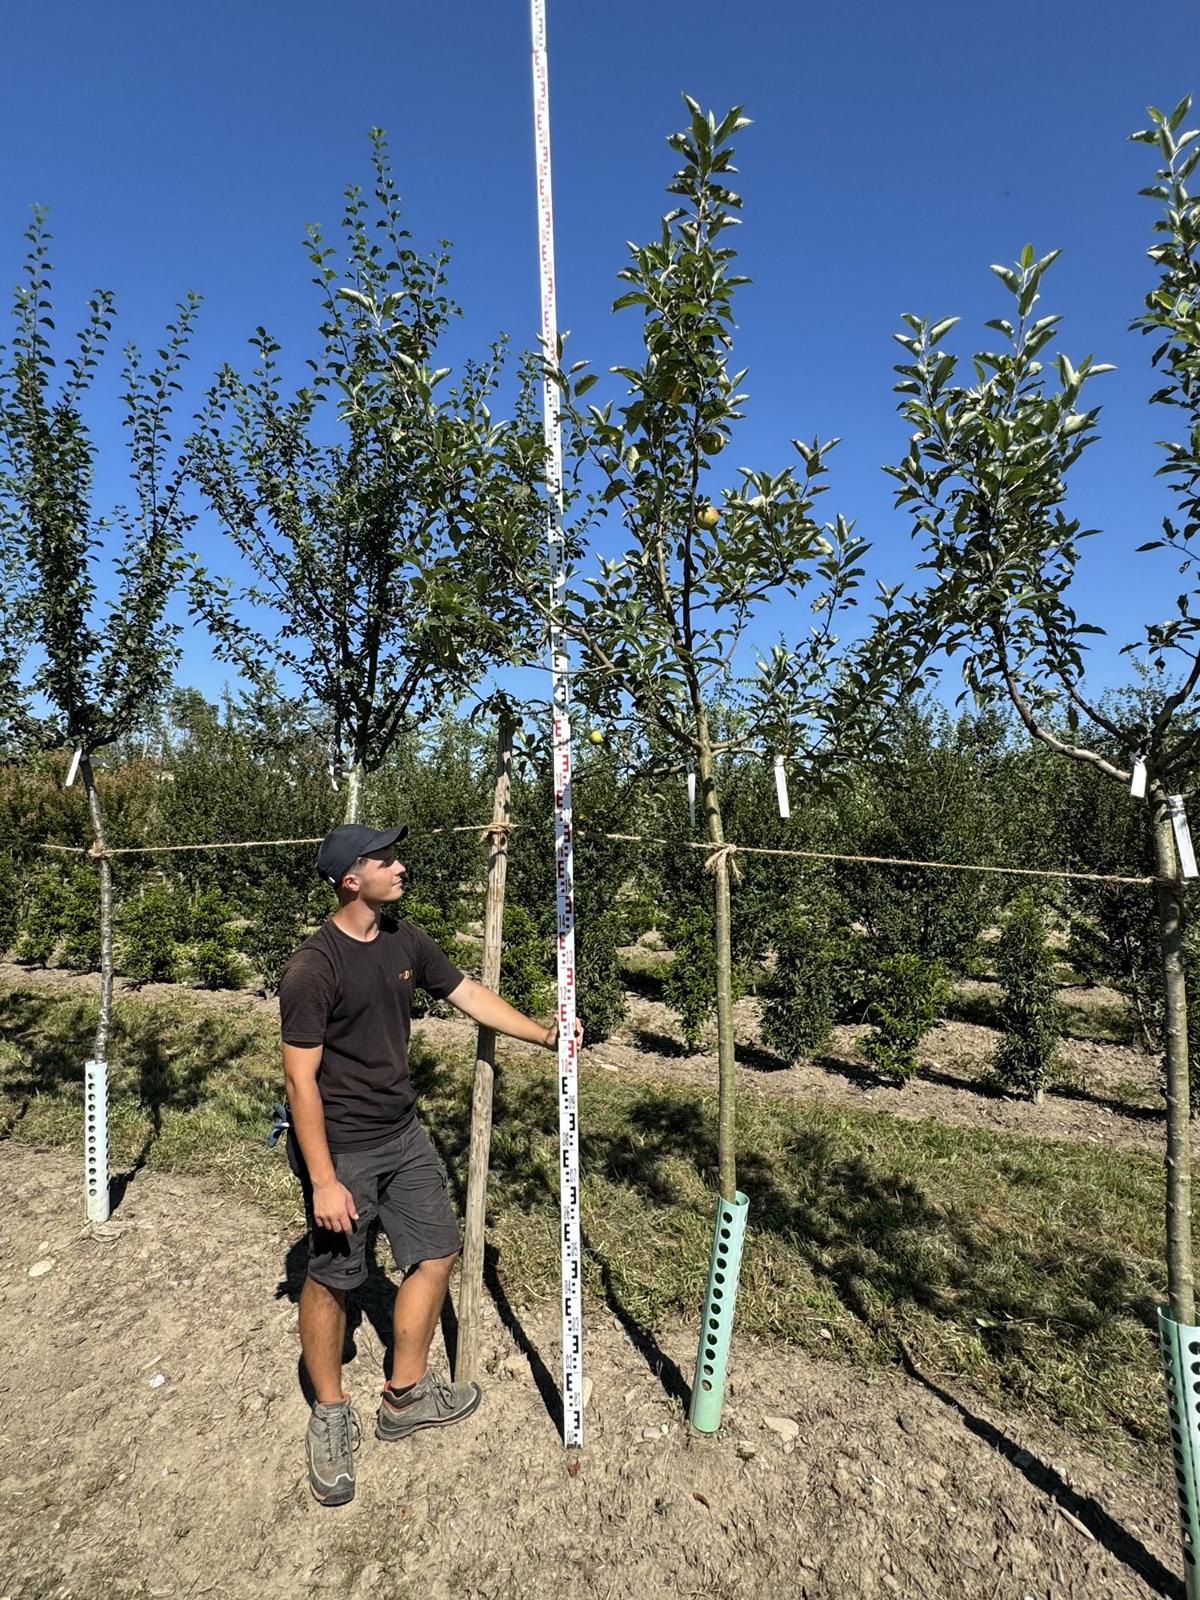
xmin=400 ymin=969 xmax=412 ymax=981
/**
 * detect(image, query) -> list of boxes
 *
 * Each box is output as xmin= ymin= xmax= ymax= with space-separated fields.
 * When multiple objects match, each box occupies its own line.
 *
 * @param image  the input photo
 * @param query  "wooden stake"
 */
xmin=1155 ymin=792 xmax=1195 ymax=1324
xmin=456 ymin=715 xmax=514 ymax=1382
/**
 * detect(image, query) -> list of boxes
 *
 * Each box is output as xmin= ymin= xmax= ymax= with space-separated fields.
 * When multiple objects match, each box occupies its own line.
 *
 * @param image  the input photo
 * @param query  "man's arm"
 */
xmin=283 ymin=1043 xmax=359 ymax=1235
xmin=445 ymin=976 xmax=584 ymax=1050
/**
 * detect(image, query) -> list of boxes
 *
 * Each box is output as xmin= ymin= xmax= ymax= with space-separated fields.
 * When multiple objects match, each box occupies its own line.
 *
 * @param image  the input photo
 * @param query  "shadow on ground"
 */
xmin=409 ymin=1041 xmax=1166 ymax=1593
xmin=899 ymin=1343 xmax=1184 ymax=1600
xmin=0 ymin=984 xmax=263 ymax=1201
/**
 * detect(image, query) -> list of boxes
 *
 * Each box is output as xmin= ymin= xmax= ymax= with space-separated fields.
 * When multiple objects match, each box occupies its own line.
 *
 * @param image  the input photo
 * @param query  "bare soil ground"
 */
xmin=0 ymin=1142 xmax=1187 ymax=1600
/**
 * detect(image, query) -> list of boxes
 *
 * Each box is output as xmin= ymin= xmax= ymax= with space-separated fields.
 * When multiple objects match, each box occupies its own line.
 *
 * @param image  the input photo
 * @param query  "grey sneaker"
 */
xmin=376 ymin=1369 xmax=482 ymax=1441
xmin=306 ymin=1397 xmax=361 ymax=1506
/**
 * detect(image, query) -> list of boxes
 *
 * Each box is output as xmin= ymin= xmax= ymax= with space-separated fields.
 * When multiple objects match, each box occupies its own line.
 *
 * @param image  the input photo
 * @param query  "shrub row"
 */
xmin=0 ymin=694 xmax=1175 ymax=1086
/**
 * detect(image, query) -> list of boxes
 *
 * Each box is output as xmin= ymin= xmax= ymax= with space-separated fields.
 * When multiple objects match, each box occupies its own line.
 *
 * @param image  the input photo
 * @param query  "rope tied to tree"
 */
xmin=478 ymin=821 xmax=516 ymax=842
xmin=703 ymin=842 xmax=743 ymax=883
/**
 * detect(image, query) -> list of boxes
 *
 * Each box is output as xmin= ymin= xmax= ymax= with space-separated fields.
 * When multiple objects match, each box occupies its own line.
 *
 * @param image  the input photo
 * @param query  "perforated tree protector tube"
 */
xmin=1159 ymin=1306 xmax=1200 ymax=1597
xmin=84 ymin=1059 xmax=109 ymax=1224
xmin=689 ymin=1191 xmax=749 ymax=1433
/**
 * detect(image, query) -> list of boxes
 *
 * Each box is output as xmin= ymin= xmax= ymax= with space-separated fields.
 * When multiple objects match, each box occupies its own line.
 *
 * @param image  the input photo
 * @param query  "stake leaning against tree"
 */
xmin=456 ymin=711 xmax=515 ymax=1385
xmin=530 ymin=0 xmax=584 ymax=1452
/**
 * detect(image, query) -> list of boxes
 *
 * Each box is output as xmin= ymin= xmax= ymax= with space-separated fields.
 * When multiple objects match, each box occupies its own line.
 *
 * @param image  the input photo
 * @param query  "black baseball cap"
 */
xmin=316 ymin=824 xmax=409 ymax=888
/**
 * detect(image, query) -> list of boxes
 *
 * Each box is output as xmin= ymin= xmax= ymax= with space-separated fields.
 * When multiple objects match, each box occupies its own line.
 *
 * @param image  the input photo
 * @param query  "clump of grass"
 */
xmin=1057 ymin=999 xmax=1140 ymax=1046
xmin=617 ymin=944 xmax=672 ymax=996
xmin=0 ymin=979 xmax=1168 ymax=1468
xmin=1108 ymin=1076 xmax=1161 ymax=1108
xmin=945 ymin=982 xmax=1139 ymax=1047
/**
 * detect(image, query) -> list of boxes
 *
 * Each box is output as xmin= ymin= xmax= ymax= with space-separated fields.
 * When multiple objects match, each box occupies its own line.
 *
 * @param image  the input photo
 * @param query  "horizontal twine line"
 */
xmin=8 ymin=826 xmax=1162 ymax=888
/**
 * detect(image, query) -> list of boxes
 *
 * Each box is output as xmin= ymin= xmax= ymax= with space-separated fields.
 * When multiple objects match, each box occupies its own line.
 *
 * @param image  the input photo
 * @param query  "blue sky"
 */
xmin=1 ymin=0 xmax=1194 ymax=708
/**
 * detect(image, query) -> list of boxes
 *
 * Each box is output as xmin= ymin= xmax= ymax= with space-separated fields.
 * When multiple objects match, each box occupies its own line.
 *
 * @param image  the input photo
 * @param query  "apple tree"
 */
xmin=885 ymin=97 xmax=1200 ymax=1319
xmin=0 ymin=211 xmax=199 ymax=1093
xmin=189 ymin=132 xmax=547 ymax=823
xmin=551 ymin=101 xmax=931 ymax=1202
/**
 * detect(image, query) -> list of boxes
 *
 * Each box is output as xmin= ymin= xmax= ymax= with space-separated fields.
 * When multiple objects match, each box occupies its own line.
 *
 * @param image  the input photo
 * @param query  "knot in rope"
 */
xmin=703 ymin=842 xmax=742 ymax=883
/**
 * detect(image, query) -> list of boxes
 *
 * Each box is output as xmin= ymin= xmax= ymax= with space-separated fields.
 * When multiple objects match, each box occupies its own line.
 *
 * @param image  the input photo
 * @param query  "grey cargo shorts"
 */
xmin=287 ymin=1118 xmax=461 ymax=1290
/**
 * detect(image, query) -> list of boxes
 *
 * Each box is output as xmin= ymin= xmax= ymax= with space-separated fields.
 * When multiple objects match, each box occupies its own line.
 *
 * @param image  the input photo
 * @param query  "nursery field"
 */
xmin=1 ymin=64 xmax=1198 ymax=1598
xmin=0 ymin=959 xmax=1192 ymax=1598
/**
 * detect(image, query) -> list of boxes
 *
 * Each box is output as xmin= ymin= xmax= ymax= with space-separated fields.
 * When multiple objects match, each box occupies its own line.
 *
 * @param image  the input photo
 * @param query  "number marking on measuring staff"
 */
xmin=531 ymin=0 xmax=584 ymax=1451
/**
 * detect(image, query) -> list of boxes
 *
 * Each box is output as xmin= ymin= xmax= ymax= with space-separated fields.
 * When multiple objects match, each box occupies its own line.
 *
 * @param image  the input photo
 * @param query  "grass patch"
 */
xmin=617 ymin=944 xmax=671 ymax=999
xmin=1056 ymin=999 xmax=1140 ymax=1046
xmin=0 ymin=980 xmax=1171 ymax=1469
xmin=1109 ymin=1077 xmax=1162 ymax=1108
xmin=945 ymin=982 xmax=1139 ymax=1046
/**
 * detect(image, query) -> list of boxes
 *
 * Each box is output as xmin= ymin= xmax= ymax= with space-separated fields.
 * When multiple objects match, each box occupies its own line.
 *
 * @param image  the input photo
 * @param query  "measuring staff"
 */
xmin=529 ymin=0 xmax=585 ymax=1453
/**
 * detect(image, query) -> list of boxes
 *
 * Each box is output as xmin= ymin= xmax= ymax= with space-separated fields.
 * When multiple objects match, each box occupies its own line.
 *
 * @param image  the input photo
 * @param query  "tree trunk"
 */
xmin=696 ymin=721 xmax=736 ymax=1202
xmin=79 ymin=754 xmax=113 ymax=1065
xmin=343 ymin=761 xmax=366 ymax=825
xmin=1153 ymin=795 xmax=1195 ymax=1324
xmin=456 ymin=716 xmax=514 ymax=1383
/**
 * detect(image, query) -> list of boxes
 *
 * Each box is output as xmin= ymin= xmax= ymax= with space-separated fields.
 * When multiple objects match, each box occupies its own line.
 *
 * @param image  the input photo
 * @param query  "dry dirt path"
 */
xmin=0 ymin=1143 xmax=1187 ymax=1600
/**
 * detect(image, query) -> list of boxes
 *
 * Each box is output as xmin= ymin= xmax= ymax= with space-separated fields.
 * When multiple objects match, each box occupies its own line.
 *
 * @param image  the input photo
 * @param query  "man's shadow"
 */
xmin=275 ymin=1222 xmax=459 ymax=1402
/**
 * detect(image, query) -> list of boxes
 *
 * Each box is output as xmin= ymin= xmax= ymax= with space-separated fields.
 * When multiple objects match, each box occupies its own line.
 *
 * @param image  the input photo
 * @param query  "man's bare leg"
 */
xmin=387 ymin=1252 xmax=458 ymax=1389
xmin=299 ymin=1278 xmax=348 ymax=1404
xmin=377 ymin=1252 xmax=481 ymax=1438
xmin=300 ymin=1278 xmax=360 ymax=1506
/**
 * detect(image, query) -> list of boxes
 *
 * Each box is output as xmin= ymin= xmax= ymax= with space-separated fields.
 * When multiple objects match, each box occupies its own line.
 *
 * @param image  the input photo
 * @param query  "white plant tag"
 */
xmin=1169 ymin=794 xmax=1198 ymax=879
xmin=687 ymin=767 xmax=696 ymax=828
xmin=65 ymin=748 xmax=82 ymax=788
xmin=1130 ymin=757 xmax=1147 ymax=799
xmin=774 ymin=755 xmax=791 ymax=819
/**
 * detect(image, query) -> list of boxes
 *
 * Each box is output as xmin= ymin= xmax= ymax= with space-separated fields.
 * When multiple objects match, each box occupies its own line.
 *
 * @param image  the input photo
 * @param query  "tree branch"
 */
xmin=994 ymin=626 xmax=1128 ymax=783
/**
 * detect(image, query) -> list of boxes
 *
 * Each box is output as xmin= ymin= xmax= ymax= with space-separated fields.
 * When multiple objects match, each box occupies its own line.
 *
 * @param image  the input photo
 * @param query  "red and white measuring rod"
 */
xmin=530 ymin=0 xmax=583 ymax=1451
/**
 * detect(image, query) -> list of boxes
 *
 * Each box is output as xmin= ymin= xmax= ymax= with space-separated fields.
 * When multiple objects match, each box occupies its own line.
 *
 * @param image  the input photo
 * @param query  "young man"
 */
xmin=279 ymin=821 xmax=581 ymax=1507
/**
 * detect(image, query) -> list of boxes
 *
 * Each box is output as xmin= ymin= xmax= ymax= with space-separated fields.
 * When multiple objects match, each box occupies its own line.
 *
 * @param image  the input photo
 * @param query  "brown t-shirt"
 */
xmin=278 ymin=918 xmax=463 ymax=1153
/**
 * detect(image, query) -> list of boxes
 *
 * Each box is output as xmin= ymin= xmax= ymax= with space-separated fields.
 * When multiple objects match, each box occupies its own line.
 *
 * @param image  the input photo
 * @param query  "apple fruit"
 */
xmin=587 ymin=729 xmax=605 ymax=746
xmin=695 ymin=504 xmax=720 ymax=530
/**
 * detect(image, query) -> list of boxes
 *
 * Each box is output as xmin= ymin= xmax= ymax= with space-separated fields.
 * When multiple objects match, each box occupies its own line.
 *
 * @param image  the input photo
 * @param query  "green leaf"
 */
xmin=928 ymin=316 xmax=960 ymax=347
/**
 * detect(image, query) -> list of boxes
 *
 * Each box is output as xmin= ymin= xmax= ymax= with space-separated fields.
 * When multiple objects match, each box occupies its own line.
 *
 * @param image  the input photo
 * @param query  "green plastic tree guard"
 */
xmin=1159 ymin=1306 xmax=1200 ymax=1597
xmin=689 ymin=1190 xmax=749 ymax=1433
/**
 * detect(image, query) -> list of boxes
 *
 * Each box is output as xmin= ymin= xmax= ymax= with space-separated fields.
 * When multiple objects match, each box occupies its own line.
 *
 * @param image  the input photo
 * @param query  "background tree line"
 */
xmin=0 ymin=688 xmax=1176 ymax=1095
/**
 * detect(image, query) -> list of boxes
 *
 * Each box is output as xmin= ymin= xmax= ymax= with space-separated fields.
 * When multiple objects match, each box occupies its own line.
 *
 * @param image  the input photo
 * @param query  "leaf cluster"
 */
xmin=188 ymin=132 xmax=549 ymax=781
xmin=0 ymin=211 xmax=200 ymax=757
xmin=551 ymin=100 xmax=932 ymax=780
